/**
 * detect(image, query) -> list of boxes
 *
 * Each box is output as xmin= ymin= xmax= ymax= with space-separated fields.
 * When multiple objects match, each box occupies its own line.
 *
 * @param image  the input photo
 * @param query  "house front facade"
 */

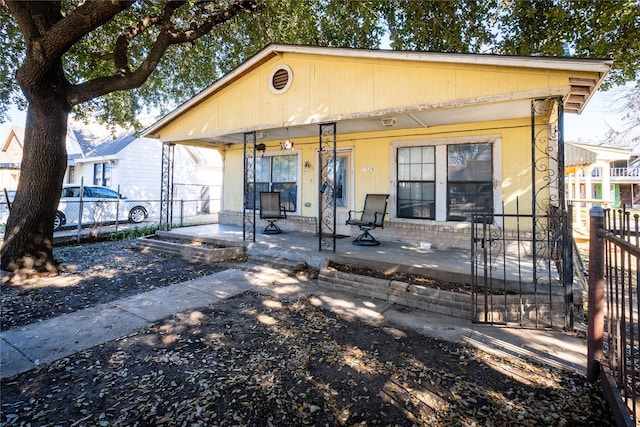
xmin=144 ymin=45 xmax=611 ymax=249
xmin=565 ymin=141 xmax=639 ymax=208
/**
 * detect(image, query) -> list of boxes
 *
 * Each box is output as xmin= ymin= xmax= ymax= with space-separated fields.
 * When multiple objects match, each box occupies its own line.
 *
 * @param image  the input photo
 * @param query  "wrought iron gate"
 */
xmin=471 ymin=97 xmax=574 ymax=329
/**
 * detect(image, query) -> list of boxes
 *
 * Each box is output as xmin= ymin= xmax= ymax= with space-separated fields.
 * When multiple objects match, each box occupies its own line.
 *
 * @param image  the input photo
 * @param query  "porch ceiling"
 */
xmin=191 ymin=97 xmax=536 ymax=147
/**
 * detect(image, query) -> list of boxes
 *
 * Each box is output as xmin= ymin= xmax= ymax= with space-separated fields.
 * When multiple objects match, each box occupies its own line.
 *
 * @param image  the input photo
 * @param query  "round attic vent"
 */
xmin=269 ymin=65 xmax=292 ymax=94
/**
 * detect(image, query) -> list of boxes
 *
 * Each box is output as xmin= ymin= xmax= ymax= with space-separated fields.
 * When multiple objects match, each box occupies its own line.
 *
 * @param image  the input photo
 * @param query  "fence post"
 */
xmin=587 ymin=206 xmax=605 ymax=383
xmin=564 ymin=204 xmax=574 ymax=330
xmin=76 ymin=176 xmax=84 ymax=244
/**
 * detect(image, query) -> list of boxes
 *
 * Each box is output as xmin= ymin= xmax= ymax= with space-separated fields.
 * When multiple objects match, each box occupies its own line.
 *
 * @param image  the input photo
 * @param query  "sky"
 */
xmin=564 ymin=84 xmax=634 ymax=144
xmin=0 ymin=83 xmax=634 ymax=146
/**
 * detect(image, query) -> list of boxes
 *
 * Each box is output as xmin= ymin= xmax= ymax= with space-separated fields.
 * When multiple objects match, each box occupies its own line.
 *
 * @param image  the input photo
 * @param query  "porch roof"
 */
xmin=143 ymin=44 xmax=612 ymax=147
xmin=565 ymin=141 xmax=631 ymax=167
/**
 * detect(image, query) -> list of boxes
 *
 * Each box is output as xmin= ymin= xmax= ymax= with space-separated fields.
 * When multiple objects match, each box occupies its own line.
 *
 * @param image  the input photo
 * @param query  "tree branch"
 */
xmin=43 ymin=1 xmax=135 ymax=62
xmin=6 ymin=1 xmax=134 ymax=88
xmin=68 ymin=0 xmax=261 ymax=106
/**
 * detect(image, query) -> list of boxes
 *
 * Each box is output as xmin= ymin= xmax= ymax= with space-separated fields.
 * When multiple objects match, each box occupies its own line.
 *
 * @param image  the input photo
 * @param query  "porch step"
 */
xmin=318 ymin=268 xmax=567 ymax=323
xmin=317 ymin=268 xmax=472 ymax=319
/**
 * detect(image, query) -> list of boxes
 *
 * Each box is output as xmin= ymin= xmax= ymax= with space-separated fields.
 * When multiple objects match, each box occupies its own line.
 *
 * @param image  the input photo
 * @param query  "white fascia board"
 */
xmin=275 ymin=44 xmax=613 ymax=73
xmin=74 ymin=155 xmax=119 ymax=164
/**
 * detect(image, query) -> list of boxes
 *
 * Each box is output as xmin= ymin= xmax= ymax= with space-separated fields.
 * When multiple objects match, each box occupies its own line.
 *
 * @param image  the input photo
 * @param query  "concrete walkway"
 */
xmin=1 ymin=262 xmax=588 ymax=380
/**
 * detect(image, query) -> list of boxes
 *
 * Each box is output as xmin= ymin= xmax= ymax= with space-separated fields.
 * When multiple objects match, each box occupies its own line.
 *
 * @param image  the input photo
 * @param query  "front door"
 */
xmin=329 ymin=150 xmax=353 ymax=236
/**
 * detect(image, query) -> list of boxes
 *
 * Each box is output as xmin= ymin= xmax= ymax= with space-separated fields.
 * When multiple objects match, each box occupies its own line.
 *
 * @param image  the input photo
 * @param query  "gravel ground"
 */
xmin=0 ymin=240 xmax=615 ymax=426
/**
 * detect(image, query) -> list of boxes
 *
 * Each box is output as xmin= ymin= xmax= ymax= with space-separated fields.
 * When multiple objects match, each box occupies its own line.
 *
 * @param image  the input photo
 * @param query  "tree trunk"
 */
xmin=0 ymin=94 xmax=69 ymax=273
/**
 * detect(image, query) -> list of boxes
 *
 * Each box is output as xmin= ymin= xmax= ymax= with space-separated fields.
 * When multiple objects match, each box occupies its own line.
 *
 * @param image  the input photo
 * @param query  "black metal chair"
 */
xmin=346 ymin=194 xmax=389 ymax=246
xmin=260 ymin=191 xmax=287 ymax=234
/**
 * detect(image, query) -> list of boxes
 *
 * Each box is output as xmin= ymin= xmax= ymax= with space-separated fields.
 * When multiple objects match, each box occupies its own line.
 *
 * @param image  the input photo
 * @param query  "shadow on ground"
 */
xmin=1 ymin=291 xmax=612 ymax=426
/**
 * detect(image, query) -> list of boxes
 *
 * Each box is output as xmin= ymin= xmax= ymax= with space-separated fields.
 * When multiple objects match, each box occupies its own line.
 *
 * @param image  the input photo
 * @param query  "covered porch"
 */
xmin=144 ymin=45 xmax=612 ymax=253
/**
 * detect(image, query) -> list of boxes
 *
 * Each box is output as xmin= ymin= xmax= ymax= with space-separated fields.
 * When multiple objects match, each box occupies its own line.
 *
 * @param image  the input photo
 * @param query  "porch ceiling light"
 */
xmin=381 ymin=117 xmax=397 ymax=127
xmin=280 ymin=127 xmax=294 ymax=150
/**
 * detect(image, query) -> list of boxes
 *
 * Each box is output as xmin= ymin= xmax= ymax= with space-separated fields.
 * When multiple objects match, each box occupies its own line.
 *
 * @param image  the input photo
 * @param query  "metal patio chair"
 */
xmin=346 ymin=194 xmax=389 ymax=246
xmin=260 ymin=191 xmax=287 ymax=234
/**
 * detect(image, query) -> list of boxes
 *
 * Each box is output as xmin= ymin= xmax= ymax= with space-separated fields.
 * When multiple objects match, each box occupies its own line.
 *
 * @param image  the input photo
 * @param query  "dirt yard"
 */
xmin=0 ymin=240 xmax=613 ymax=425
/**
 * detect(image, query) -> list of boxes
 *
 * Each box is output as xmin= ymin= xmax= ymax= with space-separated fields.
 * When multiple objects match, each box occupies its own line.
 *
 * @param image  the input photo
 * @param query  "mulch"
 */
xmin=0 ymin=240 xmax=614 ymax=426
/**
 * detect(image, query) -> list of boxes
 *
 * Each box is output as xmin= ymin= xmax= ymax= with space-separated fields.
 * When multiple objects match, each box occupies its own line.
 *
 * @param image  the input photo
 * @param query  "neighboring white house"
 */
xmin=71 ymin=133 xmax=223 ymax=221
xmin=1 ymin=126 xmax=223 ymax=224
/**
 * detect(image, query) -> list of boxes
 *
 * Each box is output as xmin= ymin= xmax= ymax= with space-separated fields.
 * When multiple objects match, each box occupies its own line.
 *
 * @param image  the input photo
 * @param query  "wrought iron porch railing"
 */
xmin=590 ymin=167 xmax=640 ymax=178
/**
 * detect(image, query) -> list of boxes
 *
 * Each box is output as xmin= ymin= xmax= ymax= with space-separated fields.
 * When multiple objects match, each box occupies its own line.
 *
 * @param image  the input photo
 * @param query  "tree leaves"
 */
xmin=1 ymin=0 xmax=637 ymax=130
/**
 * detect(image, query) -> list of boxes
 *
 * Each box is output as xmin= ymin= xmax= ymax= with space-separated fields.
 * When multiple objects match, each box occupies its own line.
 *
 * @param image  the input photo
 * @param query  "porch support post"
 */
xmin=243 ymin=132 xmax=257 ymax=242
xmin=530 ymin=99 xmax=540 ymax=326
xmin=318 ymin=122 xmax=337 ymax=252
xmin=558 ymin=101 xmax=574 ymax=331
xmin=599 ymin=160 xmax=612 ymax=207
xmin=567 ymin=173 xmax=574 ymax=201
xmin=557 ymin=101 xmax=565 ymax=210
xmin=586 ymin=165 xmax=594 ymax=217
xmin=531 ymin=96 xmax=571 ymax=329
xmin=160 ymin=142 xmax=175 ymax=231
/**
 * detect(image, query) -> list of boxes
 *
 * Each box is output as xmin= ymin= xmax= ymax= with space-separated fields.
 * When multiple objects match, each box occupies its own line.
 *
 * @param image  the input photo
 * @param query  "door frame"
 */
xmin=334 ymin=148 xmax=354 ymax=236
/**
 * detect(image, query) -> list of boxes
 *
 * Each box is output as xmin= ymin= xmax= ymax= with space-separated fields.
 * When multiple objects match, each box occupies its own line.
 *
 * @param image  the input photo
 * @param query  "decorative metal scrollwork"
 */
xmin=530 ymin=97 xmax=567 ymax=328
xmin=160 ymin=142 xmax=175 ymax=231
xmin=243 ymin=131 xmax=257 ymax=242
xmin=318 ymin=123 xmax=337 ymax=252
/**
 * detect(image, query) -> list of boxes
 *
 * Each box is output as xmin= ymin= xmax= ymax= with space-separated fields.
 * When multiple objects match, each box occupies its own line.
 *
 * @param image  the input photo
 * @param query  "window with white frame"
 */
xmin=247 ymin=154 xmax=298 ymax=212
xmin=397 ymin=146 xmax=435 ymax=219
xmin=93 ymin=162 xmax=111 ymax=187
xmin=447 ymin=143 xmax=493 ymax=221
xmin=395 ymin=141 xmax=494 ymax=222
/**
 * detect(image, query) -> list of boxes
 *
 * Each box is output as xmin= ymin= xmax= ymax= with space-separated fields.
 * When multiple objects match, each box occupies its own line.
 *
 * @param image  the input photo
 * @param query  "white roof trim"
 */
xmin=74 ymin=155 xmax=119 ymax=164
xmin=143 ymin=44 xmax=613 ymax=137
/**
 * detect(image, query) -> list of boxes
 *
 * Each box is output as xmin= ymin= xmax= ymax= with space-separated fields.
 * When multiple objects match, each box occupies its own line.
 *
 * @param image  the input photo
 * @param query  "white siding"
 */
xmin=73 ymin=137 xmax=223 ymax=219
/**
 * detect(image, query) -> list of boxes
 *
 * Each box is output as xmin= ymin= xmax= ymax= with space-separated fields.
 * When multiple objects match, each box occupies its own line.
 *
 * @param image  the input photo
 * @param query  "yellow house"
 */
xmin=144 ymin=44 xmax=611 ymax=250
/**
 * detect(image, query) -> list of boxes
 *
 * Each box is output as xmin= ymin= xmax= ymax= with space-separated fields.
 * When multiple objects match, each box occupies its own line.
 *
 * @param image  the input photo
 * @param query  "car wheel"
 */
xmin=53 ymin=211 xmax=65 ymax=231
xmin=129 ymin=206 xmax=147 ymax=223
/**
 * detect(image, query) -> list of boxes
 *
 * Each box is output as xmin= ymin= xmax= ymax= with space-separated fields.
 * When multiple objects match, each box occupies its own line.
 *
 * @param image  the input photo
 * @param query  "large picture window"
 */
xmin=395 ymin=140 xmax=495 ymax=222
xmin=447 ymin=143 xmax=493 ymax=221
xmin=397 ymin=146 xmax=435 ymax=219
xmin=247 ymin=154 xmax=298 ymax=212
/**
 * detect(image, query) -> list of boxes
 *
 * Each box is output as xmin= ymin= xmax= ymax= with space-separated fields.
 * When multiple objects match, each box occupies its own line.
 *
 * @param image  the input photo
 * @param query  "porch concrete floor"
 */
xmin=163 ymin=223 xmax=549 ymax=289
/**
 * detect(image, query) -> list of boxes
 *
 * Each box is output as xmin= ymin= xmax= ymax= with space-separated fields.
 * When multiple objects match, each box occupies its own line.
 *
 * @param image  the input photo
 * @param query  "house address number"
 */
xmin=362 ymin=167 xmax=375 ymax=172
